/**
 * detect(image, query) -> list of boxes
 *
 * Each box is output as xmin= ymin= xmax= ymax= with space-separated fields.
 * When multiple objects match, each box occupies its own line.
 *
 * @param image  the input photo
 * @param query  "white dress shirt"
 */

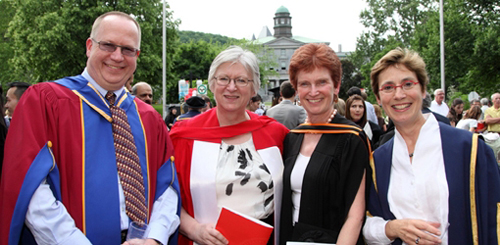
xmin=363 ymin=114 xmax=449 ymax=244
xmin=430 ymin=100 xmax=450 ymax=117
xmin=25 ymin=69 xmax=180 ymax=244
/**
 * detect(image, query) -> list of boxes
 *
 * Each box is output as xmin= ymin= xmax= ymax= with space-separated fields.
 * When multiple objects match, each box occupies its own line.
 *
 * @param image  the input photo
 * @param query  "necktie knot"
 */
xmin=106 ymin=91 xmax=116 ymax=106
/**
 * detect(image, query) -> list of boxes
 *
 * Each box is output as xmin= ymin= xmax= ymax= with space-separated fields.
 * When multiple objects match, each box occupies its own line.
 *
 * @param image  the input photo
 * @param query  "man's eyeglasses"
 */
xmin=91 ymin=38 xmax=139 ymax=57
xmin=379 ymin=80 xmax=419 ymax=94
xmin=214 ymin=76 xmax=253 ymax=87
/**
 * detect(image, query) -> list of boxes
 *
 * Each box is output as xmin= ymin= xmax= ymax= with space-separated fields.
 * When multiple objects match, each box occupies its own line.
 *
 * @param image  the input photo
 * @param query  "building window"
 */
xmin=281 ymin=49 xmax=286 ymax=56
xmin=281 ymin=18 xmax=285 ymax=24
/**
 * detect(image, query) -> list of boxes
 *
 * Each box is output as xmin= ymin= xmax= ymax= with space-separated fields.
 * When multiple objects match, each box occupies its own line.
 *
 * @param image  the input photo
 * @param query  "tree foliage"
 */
xmin=4 ymin=0 xmax=180 ymax=89
xmin=178 ymin=30 xmax=238 ymax=45
xmin=351 ymin=0 xmax=499 ymax=103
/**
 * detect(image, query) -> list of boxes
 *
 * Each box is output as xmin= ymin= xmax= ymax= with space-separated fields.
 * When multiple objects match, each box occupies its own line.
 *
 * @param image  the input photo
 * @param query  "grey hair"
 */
xmin=208 ymin=46 xmax=260 ymax=96
xmin=131 ymin=82 xmax=152 ymax=95
xmin=481 ymin=97 xmax=489 ymax=105
xmin=422 ymin=93 xmax=432 ymax=109
xmin=434 ymin=88 xmax=444 ymax=96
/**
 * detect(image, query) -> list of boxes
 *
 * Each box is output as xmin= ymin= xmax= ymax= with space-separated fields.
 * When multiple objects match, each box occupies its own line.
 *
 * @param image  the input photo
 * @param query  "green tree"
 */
xmin=339 ymin=59 xmax=363 ymax=100
xmin=6 ymin=0 xmax=179 ymax=89
xmin=0 ymin=0 xmax=16 ymax=88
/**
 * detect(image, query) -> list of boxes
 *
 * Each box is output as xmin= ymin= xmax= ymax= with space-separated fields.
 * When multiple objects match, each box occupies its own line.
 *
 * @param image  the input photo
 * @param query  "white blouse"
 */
xmin=363 ymin=114 xmax=449 ymax=244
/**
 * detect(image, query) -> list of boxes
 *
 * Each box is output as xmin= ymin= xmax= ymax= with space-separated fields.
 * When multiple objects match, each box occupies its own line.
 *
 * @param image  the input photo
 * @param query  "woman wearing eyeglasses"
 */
xmin=170 ymin=46 xmax=289 ymax=245
xmin=279 ymin=43 xmax=371 ymax=245
xmin=363 ymin=47 xmax=500 ymax=245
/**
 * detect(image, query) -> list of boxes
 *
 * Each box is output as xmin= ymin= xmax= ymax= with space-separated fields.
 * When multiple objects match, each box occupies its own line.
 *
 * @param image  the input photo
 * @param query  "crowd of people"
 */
xmin=0 ymin=11 xmax=499 ymax=245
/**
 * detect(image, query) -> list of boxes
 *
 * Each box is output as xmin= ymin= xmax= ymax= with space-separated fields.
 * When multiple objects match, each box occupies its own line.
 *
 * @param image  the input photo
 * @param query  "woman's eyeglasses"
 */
xmin=379 ymin=80 xmax=419 ymax=94
xmin=214 ymin=76 xmax=253 ymax=87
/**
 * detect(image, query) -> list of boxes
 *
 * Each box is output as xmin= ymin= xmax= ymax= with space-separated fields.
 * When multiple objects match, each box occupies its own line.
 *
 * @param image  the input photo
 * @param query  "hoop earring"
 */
xmin=334 ymin=94 xmax=339 ymax=103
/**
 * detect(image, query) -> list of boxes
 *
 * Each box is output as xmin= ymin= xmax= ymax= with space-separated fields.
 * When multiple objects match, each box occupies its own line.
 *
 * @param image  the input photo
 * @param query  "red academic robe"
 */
xmin=0 ymin=76 xmax=180 ymax=245
xmin=170 ymin=109 xmax=289 ymax=245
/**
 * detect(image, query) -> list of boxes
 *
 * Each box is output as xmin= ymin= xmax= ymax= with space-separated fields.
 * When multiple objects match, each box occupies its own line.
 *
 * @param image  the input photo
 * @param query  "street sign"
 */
xmin=197 ymin=84 xmax=208 ymax=95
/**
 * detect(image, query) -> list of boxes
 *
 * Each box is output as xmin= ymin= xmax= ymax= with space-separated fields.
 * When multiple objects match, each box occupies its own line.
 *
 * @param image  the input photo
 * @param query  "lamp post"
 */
xmin=440 ymin=0 xmax=445 ymax=92
xmin=162 ymin=0 xmax=167 ymax=117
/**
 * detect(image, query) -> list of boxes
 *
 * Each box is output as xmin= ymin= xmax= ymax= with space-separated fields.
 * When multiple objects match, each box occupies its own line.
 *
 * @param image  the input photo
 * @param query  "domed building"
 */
xmin=252 ymin=6 xmax=348 ymax=97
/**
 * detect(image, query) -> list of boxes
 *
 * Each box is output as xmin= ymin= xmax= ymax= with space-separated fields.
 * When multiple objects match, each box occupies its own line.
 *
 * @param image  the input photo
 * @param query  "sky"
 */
xmin=166 ymin=0 xmax=368 ymax=52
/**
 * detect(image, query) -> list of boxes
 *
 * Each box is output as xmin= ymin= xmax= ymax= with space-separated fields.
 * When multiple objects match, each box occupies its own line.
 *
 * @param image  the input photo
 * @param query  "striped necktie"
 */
xmin=106 ymin=91 xmax=147 ymax=224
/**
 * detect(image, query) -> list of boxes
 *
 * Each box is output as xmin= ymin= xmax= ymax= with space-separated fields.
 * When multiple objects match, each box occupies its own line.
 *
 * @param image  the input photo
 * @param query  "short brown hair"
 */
xmin=288 ymin=43 xmax=342 ymax=90
xmin=370 ymin=48 xmax=427 ymax=99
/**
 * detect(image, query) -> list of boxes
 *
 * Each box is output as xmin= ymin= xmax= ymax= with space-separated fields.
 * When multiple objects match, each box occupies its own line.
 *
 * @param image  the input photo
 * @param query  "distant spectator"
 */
xmin=4 ymin=82 xmax=31 ymax=127
xmin=456 ymin=105 xmax=484 ymax=133
xmin=347 ymin=86 xmax=377 ymax=124
xmin=430 ymin=88 xmax=449 ymax=116
xmin=131 ymin=81 xmax=153 ymax=104
xmin=480 ymin=97 xmax=489 ymax=120
xmin=125 ymin=74 xmax=134 ymax=92
xmin=200 ymin=95 xmax=213 ymax=113
xmin=373 ymin=104 xmax=387 ymax=132
xmin=0 ymin=86 xmax=7 ymax=178
xmin=164 ymin=106 xmax=179 ymax=130
xmin=447 ymin=98 xmax=464 ymax=127
xmin=471 ymin=99 xmax=481 ymax=107
xmin=247 ymin=94 xmax=263 ymax=115
xmin=266 ymin=81 xmax=306 ymax=129
xmin=345 ymin=94 xmax=382 ymax=147
xmin=334 ymin=98 xmax=346 ymax=116
xmin=173 ymin=96 xmax=206 ymax=124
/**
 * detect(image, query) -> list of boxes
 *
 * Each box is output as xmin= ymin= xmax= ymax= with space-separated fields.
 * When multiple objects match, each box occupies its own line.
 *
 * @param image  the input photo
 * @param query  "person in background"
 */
xmin=170 ymin=46 xmax=289 ymax=245
xmin=485 ymin=93 xmax=500 ymax=133
xmin=266 ymin=81 xmax=306 ymax=129
xmin=4 ymin=81 xmax=31 ymax=128
xmin=345 ymin=94 xmax=382 ymax=147
xmin=347 ymin=86 xmax=378 ymax=124
xmin=125 ymin=74 xmax=134 ymax=92
xmin=200 ymin=95 xmax=213 ymax=113
xmin=456 ymin=105 xmax=484 ymax=133
xmin=479 ymin=97 xmax=489 ymax=120
xmin=470 ymin=99 xmax=481 ymax=107
xmin=0 ymin=86 xmax=7 ymax=178
xmin=132 ymin=81 xmax=153 ymax=105
xmin=334 ymin=98 xmax=346 ymax=116
xmin=247 ymin=94 xmax=264 ymax=115
xmin=364 ymin=47 xmax=500 ymax=244
xmin=373 ymin=104 xmax=387 ymax=132
xmin=446 ymin=98 xmax=464 ymax=127
xmin=280 ymin=43 xmax=370 ymax=245
xmin=164 ymin=106 xmax=179 ymax=130
xmin=0 ymin=11 xmax=180 ymax=245
xmin=173 ymin=96 xmax=206 ymax=124
xmin=430 ymin=88 xmax=449 ymax=117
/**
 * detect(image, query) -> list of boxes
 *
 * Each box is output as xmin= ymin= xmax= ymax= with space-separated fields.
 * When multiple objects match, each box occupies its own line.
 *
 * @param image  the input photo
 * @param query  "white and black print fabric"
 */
xmin=215 ymin=138 xmax=274 ymax=220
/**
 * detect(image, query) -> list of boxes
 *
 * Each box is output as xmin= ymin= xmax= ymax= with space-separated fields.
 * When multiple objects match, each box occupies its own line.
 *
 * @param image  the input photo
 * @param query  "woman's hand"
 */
xmin=180 ymin=208 xmax=228 ymax=245
xmin=385 ymin=219 xmax=442 ymax=244
xmin=190 ymin=223 xmax=228 ymax=245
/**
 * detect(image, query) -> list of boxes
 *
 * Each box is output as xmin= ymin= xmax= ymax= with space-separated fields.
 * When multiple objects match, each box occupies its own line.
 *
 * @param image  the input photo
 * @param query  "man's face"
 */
xmin=493 ymin=94 xmax=500 ymax=109
xmin=473 ymin=101 xmax=481 ymax=107
xmin=4 ymin=87 xmax=19 ymax=118
xmin=86 ymin=15 xmax=140 ymax=91
xmin=135 ymin=84 xmax=153 ymax=104
xmin=435 ymin=91 xmax=445 ymax=104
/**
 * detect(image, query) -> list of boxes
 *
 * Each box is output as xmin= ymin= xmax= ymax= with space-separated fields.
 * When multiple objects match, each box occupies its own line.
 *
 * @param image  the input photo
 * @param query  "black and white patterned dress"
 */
xmin=216 ymin=137 xmax=274 ymax=220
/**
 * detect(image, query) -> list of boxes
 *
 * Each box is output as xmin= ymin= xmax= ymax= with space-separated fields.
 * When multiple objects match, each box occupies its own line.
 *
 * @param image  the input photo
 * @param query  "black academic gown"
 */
xmin=279 ymin=115 xmax=371 ymax=245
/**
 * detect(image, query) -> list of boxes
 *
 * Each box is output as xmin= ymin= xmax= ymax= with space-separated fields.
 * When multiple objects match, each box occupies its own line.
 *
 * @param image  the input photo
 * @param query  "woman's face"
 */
xmin=454 ymin=103 xmax=464 ymax=115
xmin=213 ymin=62 xmax=255 ymax=115
xmin=350 ymin=100 xmax=365 ymax=123
xmin=377 ymin=65 xmax=425 ymax=127
xmin=172 ymin=108 xmax=177 ymax=115
xmin=296 ymin=66 xmax=337 ymax=121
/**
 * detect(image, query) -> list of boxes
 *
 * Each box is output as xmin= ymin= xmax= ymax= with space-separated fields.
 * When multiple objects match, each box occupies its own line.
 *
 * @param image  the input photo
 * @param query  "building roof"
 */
xmin=252 ymin=35 xmax=328 ymax=45
xmin=276 ymin=6 xmax=289 ymax=14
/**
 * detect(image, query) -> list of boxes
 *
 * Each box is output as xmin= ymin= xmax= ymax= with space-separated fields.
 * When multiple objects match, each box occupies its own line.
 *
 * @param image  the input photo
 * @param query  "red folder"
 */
xmin=215 ymin=206 xmax=273 ymax=245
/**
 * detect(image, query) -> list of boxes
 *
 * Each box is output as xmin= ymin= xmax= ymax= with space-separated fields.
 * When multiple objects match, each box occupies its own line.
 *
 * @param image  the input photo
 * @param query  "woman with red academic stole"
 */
xmin=279 ymin=43 xmax=371 ymax=245
xmin=170 ymin=46 xmax=289 ymax=245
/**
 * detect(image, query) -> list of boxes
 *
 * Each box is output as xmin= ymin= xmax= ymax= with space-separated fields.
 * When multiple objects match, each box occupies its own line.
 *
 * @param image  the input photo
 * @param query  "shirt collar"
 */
xmin=82 ymin=68 xmax=124 ymax=98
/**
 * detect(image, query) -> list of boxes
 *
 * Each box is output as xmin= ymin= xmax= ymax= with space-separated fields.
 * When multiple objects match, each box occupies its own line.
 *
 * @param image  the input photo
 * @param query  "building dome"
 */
xmin=275 ymin=6 xmax=289 ymax=14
